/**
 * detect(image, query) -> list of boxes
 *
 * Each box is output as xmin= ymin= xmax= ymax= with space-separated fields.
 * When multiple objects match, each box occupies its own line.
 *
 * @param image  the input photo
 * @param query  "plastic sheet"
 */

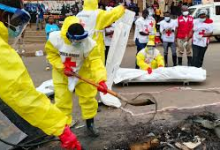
xmin=114 ymin=66 xmax=206 ymax=84
xmin=36 ymin=79 xmax=54 ymax=96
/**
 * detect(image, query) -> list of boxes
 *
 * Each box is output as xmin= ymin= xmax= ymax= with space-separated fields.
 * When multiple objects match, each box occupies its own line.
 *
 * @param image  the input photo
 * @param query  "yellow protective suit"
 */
xmin=0 ymin=21 xmax=68 ymax=136
xmin=136 ymin=47 xmax=165 ymax=70
xmin=80 ymin=0 xmax=125 ymax=63
xmin=45 ymin=16 xmax=107 ymax=121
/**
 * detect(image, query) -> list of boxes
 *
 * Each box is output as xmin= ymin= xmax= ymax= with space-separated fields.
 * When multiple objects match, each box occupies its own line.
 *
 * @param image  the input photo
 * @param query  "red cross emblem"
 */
xmin=166 ymin=30 xmax=172 ymax=36
xmin=64 ymin=57 xmax=76 ymax=69
xmin=199 ymin=30 xmax=205 ymax=36
xmin=149 ymin=21 xmax=154 ymax=27
xmin=145 ymin=28 xmax=149 ymax=33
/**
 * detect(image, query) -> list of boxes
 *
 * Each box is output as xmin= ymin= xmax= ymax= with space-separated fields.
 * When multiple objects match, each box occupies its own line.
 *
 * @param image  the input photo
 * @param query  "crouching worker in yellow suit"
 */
xmin=0 ymin=1 xmax=81 ymax=149
xmin=45 ymin=16 xmax=107 ymax=137
xmin=136 ymin=36 xmax=165 ymax=74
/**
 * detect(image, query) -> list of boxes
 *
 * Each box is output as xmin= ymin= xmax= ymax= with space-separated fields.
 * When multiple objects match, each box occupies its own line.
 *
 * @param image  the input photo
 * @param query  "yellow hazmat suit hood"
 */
xmin=61 ymin=16 xmax=80 ymax=44
xmin=83 ymin=0 xmax=98 ymax=11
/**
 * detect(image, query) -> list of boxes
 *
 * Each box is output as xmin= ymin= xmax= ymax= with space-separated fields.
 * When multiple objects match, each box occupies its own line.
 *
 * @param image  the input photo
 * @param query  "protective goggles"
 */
xmin=67 ymin=31 xmax=89 ymax=41
xmin=0 ymin=3 xmax=30 ymax=35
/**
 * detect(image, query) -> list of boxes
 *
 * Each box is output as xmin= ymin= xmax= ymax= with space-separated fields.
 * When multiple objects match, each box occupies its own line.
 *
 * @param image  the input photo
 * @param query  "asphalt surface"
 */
xmin=18 ymin=39 xmax=220 ymax=149
xmin=23 ymin=40 xmax=220 ymax=110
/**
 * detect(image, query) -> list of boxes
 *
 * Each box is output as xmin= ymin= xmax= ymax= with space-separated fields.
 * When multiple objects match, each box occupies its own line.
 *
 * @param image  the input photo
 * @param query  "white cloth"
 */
xmin=49 ymin=31 xmax=96 ymax=91
xmin=160 ymin=19 xmax=177 ymax=42
xmin=134 ymin=16 xmax=156 ymax=43
xmin=114 ymin=67 xmax=206 ymax=84
xmin=104 ymin=24 xmax=115 ymax=46
xmin=138 ymin=48 xmax=161 ymax=65
xmin=76 ymin=10 xmax=100 ymax=37
xmin=193 ymin=19 xmax=214 ymax=47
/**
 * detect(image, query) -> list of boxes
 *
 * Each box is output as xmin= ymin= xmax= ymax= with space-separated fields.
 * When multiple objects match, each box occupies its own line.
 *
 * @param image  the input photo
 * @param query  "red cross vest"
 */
xmin=176 ymin=15 xmax=193 ymax=39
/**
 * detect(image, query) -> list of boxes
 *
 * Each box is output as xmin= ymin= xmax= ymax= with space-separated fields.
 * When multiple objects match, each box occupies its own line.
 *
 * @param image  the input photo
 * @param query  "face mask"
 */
xmin=164 ymin=17 xmax=170 ymax=22
xmin=71 ymin=40 xmax=83 ymax=47
xmin=182 ymin=11 xmax=189 ymax=16
xmin=199 ymin=18 xmax=206 ymax=22
xmin=148 ymin=47 xmax=155 ymax=55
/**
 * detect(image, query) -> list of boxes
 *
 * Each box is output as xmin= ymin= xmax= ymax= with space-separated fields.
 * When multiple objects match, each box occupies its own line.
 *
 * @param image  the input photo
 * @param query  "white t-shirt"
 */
xmin=193 ymin=19 xmax=214 ymax=47
xmin=134 ymin=16 xmax=156 ymax=43
xmin=160 ymin=19 xmax=177 ymax=42
xmin=104 ymin=24 xmax=115 ymax=47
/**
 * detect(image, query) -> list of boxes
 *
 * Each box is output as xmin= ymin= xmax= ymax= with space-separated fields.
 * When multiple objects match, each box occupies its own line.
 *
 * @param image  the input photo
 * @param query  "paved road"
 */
xmin=20 ymin=40 xmax=220 ymax=149
xmin=23 ymin=40 xmax=220 ymax=111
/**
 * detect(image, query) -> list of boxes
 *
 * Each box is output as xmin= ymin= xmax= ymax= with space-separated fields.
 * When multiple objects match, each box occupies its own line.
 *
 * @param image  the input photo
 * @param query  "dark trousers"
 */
xmin=135 ymin=38 xmax=147 ymax=69
xmin=163 ymin=42 xmax=176 ymax=56
xmin=192 ymin=44 xmax=208 ymax=68
xmin=105 ymin=46 xmax=110 ymax=66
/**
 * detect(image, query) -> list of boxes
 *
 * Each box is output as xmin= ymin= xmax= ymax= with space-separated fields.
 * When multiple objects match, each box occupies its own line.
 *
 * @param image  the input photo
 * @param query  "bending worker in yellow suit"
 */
xmin=0 ymin=1 xmax=81 ymax=149
xmin=136 ymin=36 xmax=165 ymax=74
xmin=77 ymin=0 xmax=125 ymax=64
xmin=45 ymin=16 xmax=107 ymax=137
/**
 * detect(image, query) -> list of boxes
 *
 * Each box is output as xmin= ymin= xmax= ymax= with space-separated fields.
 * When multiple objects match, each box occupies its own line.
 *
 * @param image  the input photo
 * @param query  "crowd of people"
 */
xmin=0 ymin=0 xmax=214 ymax=150
xmin=134 ymin=5 xmax=213 ymax=73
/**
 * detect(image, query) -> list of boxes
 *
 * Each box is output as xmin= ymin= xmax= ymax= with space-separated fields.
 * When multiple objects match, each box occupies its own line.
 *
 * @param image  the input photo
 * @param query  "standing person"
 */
xmin=158 ymin=0 xmax=165 ymax=17
xmin=170 ymin=2 xmax=175 ymax=17
xmin=175 ymin=5 xmax=193 ymax=66
xmin=136 ymin=36 xmax=164 ymax=74
xmin=0 ymin=1 xmax=81 ymax=149
xmin=45 ymin=16 xmax=60 ymax=40
xmin=76 ymin=0 xmax=125 ymax=64
xmin=45 ymin=16 xmax=107 ymax=137
xmin=36 ymin=6 xmax=44 ymax=30
xmin=160 ymin=12 xmax=177 ymax=67
xmin=155 ymin=6 xmax=161 ymax=23
xmin=192 ymin=9 xmax=213 ymax=68
xmin=147 ymin=5 xmax=155 ymax=17
xmin=166 ymin=0 xmax=173 ymax=13
xmin=134 ymin=9 xmax=156 ymax=69
xmin=177 ymin=1 xmax=183 ymax=16
xmin=128 ymin=0 xmax=136 ymax=11
xmin=45 ymin=16 xmax=60 ymax=71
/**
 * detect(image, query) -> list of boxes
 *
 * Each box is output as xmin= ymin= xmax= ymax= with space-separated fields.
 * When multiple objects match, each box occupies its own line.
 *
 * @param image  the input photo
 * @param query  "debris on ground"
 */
xmin=109 ymin=112 xmax=220 ymax=150
xmin=157 ymin=112 xmax=220 ymax=149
